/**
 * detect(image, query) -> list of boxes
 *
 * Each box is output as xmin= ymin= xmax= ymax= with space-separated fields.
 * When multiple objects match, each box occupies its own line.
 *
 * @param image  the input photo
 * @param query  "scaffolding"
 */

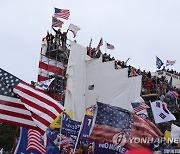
xmin=38 ymin=36 xmax=70 ymax=105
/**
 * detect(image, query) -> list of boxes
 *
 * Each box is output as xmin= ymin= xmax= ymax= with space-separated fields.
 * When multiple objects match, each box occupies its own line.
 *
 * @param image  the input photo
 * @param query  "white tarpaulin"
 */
xmin=64 ymin=41 xmax=142 ymax=121
xmin=64 ymin=41 xmax=88 ymax=121
xmin=85 ymin=57 xmax=141 ymax=111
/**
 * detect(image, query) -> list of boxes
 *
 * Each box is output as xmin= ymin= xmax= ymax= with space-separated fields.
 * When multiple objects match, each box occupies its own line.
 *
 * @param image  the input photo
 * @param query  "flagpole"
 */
xmin=59 ymin=112 xmax=64 ymax=152
xmin=72 ymin=113 xmax=86 ymax=154
xmin=155 ymin=56 xmax=158 ymax=100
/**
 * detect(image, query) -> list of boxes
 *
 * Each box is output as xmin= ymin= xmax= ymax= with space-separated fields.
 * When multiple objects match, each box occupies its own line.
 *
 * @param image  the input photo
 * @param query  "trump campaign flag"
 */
xmin=60 ymin=113 xmax=81 ymax=151
xmin=61 ymin=113 xmax=81 ymax=136
xmin=79 ymin=115 xmax=93 ymax=140
xmin=150 ymin=100 xmax=176 ymax=124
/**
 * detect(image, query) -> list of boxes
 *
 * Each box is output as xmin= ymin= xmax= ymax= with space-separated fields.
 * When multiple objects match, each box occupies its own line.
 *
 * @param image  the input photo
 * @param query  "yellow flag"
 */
xmin=164 ymin=130 xmax=171 ymax=143
xmin=50 ymin=114 xmax=62 ymax=130
xmin=65 ymin=110 xmax=74 ymax=119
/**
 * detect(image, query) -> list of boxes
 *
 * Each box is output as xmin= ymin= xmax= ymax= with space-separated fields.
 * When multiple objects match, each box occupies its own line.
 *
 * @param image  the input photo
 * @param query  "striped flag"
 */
xmin=166 ymin=60 xmax=176 ymax=66
xmin=13 ymin=81 xmax=65 ymax=134
xmin=60 ymin=134 xmax=75 ymax=149
xmin=126 ymin=114 xmax=163 ymax=149
xmin=38 ymin=54 xmax=65 ymax=82
xmin=106 ymin=43 xmax=114 ymax=50
xmin=52 ymin=16 xmax=64 ymax=28
xmin=14 ymin=127 xmax=46 ymax=154
xmin=96 ymin=38 xmax=103 ymax=51
xmin=89 ymin=102 xmax=133 ymax=143
xmin=0 ymin=68 xmax=64 ymax=134
xmin=131 ymin=102 xmax=150 ymax=113
xmin=26 ymin=129 xmax=46 ymax=154
xmin=54 ymin=8 xmax=70 ymax=20
xmin=35 ymin=78 xmax=55 ymax=91
xmin=0 ymin=68 xmax=37 ymax=129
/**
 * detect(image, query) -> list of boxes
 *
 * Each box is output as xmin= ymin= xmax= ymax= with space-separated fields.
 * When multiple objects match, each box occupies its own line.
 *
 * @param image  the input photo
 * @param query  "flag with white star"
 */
xmin=0 ymin=68 xmax=36 ymax=129
xmin=0 ymin=68 xmax=64 ymax=134
xmin=89 ymin=102 xmax=133 ymax=143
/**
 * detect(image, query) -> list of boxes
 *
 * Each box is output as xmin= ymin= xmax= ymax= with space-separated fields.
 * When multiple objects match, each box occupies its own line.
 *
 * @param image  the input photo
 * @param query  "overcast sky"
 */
xmin=0 ymin=0 xmax=180 ymax=83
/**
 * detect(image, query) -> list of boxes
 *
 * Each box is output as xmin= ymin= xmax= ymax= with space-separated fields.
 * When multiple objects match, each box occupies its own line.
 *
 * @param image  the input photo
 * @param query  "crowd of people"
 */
xmin=45 ymin=28 xmax=68 ymax=52
xmin=86 ymin=46 xmax=180 ymax=99
xmin=162 ymin=66 xmax=180 ymax=77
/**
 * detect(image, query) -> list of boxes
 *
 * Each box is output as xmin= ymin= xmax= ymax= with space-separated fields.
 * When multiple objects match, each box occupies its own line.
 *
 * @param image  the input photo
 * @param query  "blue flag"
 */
xmin=156 ymin=56 xmax=164 ymax=69
xmin=60 ymin=113 xmax=81 ymax=151
xmin=46 ymin=128 xmax=60 ymax=154
xmin=14 ymin=128 xmax=41 ymax=154
xmin=61 ymin=113 xmax=81 ymax=136
xmin=79 ymin=115 xmax=93 ymax=140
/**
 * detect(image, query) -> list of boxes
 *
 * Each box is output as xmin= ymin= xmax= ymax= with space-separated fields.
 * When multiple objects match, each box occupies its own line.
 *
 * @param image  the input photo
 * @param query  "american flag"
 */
xmin=89 ymin=102 xmax=133 ymax=143
xmin=126 ymin=114 xmax=163 ymax=149
xmin=166 ymin=60 xmax=176 ymax=66
xmin=106 ymin=43 xmax=114 ymax=50
xmin=131 ymin=102 xmax=150 ymax=113
xmin=96 ymin=38 xmax=103 ymax=51
xmin=0 ymin=68 xmax=36 ymax=129
xmin=54 ymin=8 xmax=70 ymax=20
xmin=0 ymin=68 xmax=64 ymax=134
xmin=52 ymin=16 xmax=64 ymax=28
xmin=38 ymin=54 xmax=65 ymax=82
xmin=13 ymin=81 xmax=65 ymax=134
xmin=26 ymin=129 xmax=46 ymax=154
xmin=60 ymin=134 xmax=75 ymax=149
